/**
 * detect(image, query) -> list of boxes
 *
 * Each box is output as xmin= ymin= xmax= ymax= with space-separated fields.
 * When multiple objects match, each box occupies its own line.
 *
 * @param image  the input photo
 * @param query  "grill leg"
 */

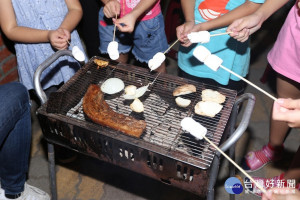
xmin=48 ymin=143 xmax=57 ymax=200
xmin=207 ymin=155 xmax=220 ymax=200
xmin=229 ymin=144 xmax=236 ymax=200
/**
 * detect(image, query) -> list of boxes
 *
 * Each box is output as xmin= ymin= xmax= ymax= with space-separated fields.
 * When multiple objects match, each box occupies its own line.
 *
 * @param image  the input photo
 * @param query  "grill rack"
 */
xmin=34 ymin=51 xmax=255 ymax=199
xmin=44 ymin=56 xmax=236 ymax=169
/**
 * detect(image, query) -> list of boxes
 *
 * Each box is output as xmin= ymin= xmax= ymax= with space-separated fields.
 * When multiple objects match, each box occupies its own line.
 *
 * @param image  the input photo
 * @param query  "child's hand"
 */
xmin=262 ymin=187 xmax=300 ymax=200
xmin=176 ymin=21 xmax=195 ymax=47
xmin=103 ymin=0 xmax=120 ymax=18
xmin=272 ymin=98 xmax=300 ymax=128
xmin=227 ymin=12 xmax=264 ymax=42
xmin=113 ymin=13 xmax=136 ymax=33
xmin=48 ymin=28 xmax=70 ymax=50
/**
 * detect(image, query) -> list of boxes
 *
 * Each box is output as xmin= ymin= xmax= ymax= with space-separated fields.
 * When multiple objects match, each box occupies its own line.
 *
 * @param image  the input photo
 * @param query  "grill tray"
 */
xmin=39 ymin=56 xmax=236 ymax=169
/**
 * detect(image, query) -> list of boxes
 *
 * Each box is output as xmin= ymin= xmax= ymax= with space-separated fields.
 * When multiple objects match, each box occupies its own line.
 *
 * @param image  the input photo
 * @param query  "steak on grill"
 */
xmin=83 ymin=84 xmax=147 ymax=137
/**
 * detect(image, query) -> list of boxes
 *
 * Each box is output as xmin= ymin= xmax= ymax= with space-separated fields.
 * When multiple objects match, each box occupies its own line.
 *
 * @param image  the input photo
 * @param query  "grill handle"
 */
xmin=33 ymin=50 xmax=74 ymax=104
xmin=219 ymin=93 xmax=256 ymax=152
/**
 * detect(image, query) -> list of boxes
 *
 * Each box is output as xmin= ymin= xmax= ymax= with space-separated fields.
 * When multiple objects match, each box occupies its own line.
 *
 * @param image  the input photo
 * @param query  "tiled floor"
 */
xmin=27 ymin=5 xmax=300 ymax=200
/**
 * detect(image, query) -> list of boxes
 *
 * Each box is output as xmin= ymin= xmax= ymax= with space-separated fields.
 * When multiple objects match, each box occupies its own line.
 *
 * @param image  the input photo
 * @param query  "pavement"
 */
xmin=27 ymin=5 xmax=300 ymax=200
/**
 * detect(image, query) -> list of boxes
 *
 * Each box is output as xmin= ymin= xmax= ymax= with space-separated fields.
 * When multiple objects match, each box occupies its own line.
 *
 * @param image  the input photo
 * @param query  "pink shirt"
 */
xmin=267 ymin=3 xmax=300 ymax=83
xmin=119 ymin=0 xmax=161 ymax=21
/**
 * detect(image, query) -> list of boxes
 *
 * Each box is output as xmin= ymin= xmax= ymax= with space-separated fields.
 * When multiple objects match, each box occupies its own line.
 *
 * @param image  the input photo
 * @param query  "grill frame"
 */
xmin=40 ymin=55 xmax=236 ymax=169
xmin=34 ymin=51 xmax=255 ymax=199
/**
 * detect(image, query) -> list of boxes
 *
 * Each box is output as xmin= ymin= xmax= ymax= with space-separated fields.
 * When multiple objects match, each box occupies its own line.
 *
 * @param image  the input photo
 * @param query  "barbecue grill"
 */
xmin=34 ymin=50 xmax=255 ymax=200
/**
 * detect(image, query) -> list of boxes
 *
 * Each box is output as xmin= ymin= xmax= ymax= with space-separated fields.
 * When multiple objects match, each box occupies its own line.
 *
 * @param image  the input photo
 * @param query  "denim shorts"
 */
xmin=98 ymin=8 xmax=169 ymax=63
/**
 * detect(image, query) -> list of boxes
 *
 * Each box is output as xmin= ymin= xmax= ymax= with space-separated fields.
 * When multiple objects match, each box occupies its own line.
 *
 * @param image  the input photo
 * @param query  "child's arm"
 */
xmin=0 ymin=0 xmax=50 ymax=43
xmin=0 ymin=0 xmax=82 ymax=48
xmin=60 ymin=0 xmax=83 ymax=33
xmin=195 ymin=1 xmax=262 ymax=32
xmin=114 ymin=0 xmax=157 ymax=33
xmin=176 ymin=0 xmax=195 ymax=47
xmin=227 ymin=0 xmax=289 ymax=42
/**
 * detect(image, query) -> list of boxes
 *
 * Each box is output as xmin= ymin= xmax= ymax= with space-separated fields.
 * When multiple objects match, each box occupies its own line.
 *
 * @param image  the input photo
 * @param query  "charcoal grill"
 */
xmin=34 ymin=50 xmax=255 ymax=200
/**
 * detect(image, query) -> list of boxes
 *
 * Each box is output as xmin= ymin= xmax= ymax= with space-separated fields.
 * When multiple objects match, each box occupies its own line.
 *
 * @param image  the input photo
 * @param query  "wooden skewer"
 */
xmin=164 ymin=39 xmax=179 ymax=54
xmin=220 ymin=65 xmax=277 ymax=101
xmin=66 ymin=40 xmax=73 ymax=47
xmin=211 ymin=32 xmax=233 ymax=37
xmin=113 ymin=14 xmax=118 ymax=41
xmin=201 ymin=134 xmax=267 ymax=194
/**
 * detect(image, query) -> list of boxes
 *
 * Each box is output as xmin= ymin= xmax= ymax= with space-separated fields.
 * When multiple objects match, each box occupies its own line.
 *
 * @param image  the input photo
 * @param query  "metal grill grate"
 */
xmin=47 ymin=57 xmax=237 ymax=169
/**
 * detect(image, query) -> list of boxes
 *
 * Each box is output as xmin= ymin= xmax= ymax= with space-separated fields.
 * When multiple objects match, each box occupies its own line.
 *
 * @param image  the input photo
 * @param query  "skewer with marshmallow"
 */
xmin=193 ymin=45 xmax=278 ymax=101
xmin=148 ymin=39 xmax=179 ymax=71
xmin=187 ymin=31 xmax=233 ymax=44
xmin=181 ymin=117 xmax=267 ymax=195
xmin=148 ymin=30 xmax=232 ymax=71
xmin=107 ymin=14 xmax=120 ymax=60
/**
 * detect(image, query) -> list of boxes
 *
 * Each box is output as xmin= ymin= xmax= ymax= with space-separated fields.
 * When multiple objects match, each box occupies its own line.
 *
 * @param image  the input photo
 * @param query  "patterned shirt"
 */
xmin=178 ymin=0 xmax=265 ymax=85
xmin=11 ymin=0 xmax=86 ymax=90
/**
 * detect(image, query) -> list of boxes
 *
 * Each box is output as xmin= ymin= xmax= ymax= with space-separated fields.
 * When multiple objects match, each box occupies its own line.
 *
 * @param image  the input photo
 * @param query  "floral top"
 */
xmin=12 ymin=0 xmax=86 ymax=90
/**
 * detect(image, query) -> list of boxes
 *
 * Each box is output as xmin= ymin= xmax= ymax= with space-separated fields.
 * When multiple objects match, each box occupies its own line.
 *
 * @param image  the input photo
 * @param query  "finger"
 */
xmin=278 ymin=98 xmax=300 ymax=109
xmin=113 ymin=3 xmax=120 ymax=15
xmin=235 ymin=20 xmax=248 ymax=32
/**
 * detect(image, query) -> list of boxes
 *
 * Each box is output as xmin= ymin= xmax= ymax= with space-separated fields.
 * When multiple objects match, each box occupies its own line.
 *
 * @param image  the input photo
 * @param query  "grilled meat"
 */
xmin=83 ymin=84 xmax=146 ymax=137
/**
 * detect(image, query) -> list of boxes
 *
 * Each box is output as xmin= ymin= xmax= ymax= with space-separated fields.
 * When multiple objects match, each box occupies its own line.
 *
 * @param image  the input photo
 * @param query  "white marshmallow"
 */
xmin=148 ymin=52 xmax=166 ymax=71
xmin=187 ymin=31 xmax=210 ymax=44
xmin=107 ymin=41 xmax=119 ymax=60
xmin=193 ymin=45 xmax=211 ymax=62
xmin=181 ymin=117 xmax=207 ymax=140
xmin=204 ymin=54 xmax=223 ymax=71
xmin=72 ymin=46 xmax=85 ymax=62
xmin=107 ymin=41 xmax=118 ymax=52
xmin=109 ymin=50 xmax=119 ymax=60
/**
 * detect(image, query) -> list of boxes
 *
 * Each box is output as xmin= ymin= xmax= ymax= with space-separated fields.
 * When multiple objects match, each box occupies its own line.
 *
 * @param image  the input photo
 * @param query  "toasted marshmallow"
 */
xmin=181 ymin=117 xmax=207 ymax=140
xmin=130 ymin=98 xmax=144 ymax=113
xmin=193 ymin=45 xmax=211 ymax=62
xmin=187 ymin=31 xmax=210 ymax=44
xmin=148 ymin=52 xmax=166 ymax=71
xmin=204 ymin=54 xmax=223 ymax=71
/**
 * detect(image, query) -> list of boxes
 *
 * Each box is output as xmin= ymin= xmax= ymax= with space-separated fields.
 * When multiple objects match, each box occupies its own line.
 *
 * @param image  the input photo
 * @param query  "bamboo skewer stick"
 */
xmin=66 ymin=40 xmax=72 ymax=47
xmin=210 ymin=32 xmax=233 ymax=37
xmin=164 ymin=39 xmax=179 ymax=54
xmin=163 ymin=32 xmax=231 ymax=55
xmin=113 ymin=14 xmax=118 ymax=41
xmin=201 ymin=134 xmax=267 ymax=194
xmin=220 ymin=65 xmax=277 ymax=101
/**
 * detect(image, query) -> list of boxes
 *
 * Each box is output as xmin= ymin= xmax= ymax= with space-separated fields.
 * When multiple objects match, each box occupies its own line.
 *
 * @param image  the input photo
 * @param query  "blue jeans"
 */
xmin=0 ymin=82 xmax=31 ymax=195
xmin=98 ymin=8 xmax=169 ymax=63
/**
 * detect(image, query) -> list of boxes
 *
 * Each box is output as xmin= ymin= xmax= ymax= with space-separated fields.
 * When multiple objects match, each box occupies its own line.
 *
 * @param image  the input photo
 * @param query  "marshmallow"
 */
xmin=181 ymin=117 xmax=207 ymax=140
xmin=109 ymin=50 xmax=119 ymax=60
xmin=148 ymin=52 xmax=166 ymax=71
xmin=107 ymin=41 xmax=119 ymax=60
xmin=72 ymin=46 xmax=85 ymax=62
xmin=187 ymin=31 xmax=210 ymax=44
xmin=123 ymin=84 xmax=149 ymax=100
xmin=107 ymin=41 xmax=118 ymax=52
xmin=193 ymin=45 xmax=211 ymax=62
xmin=193 ymin=45 xmax=223 ymax=71
xmin=204 ymin=54 xmax=223 ymax=71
